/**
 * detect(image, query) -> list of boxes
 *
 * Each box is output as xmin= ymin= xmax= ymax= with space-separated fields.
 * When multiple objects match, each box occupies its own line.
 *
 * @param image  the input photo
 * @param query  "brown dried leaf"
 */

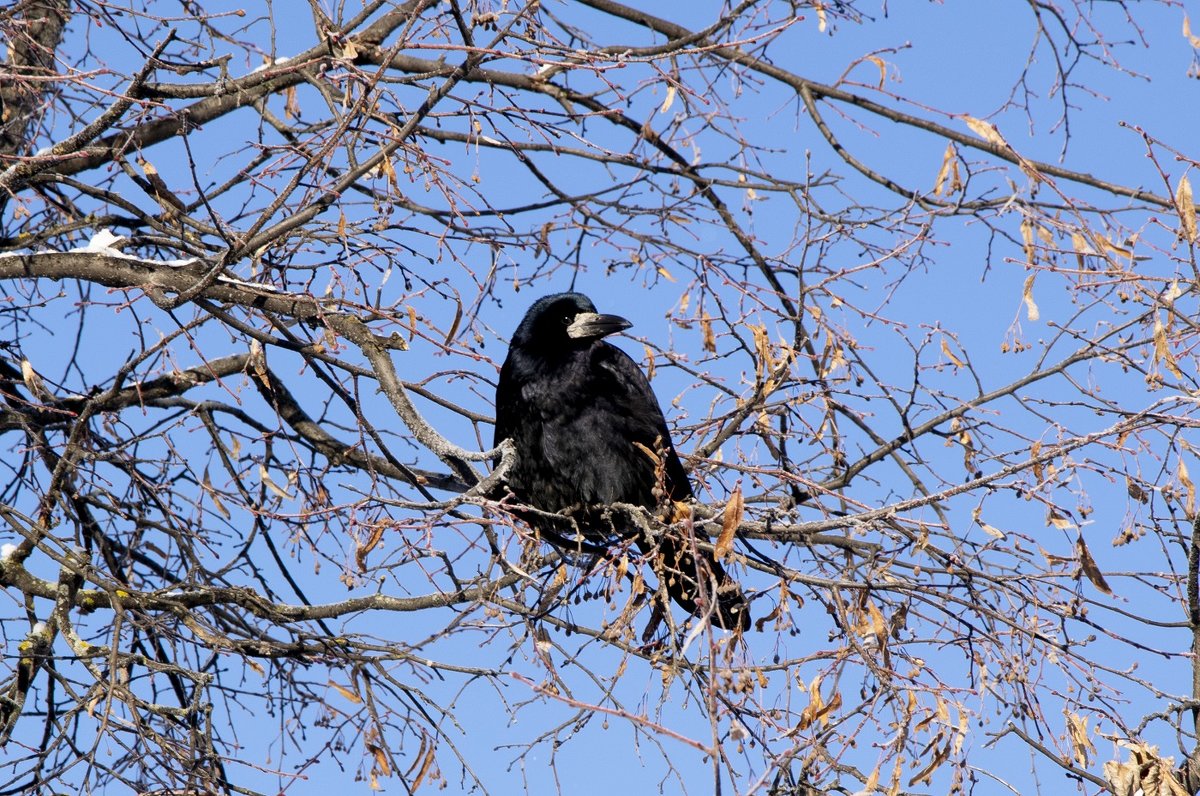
xmin=865 ymin=55 xmax=887 ymax=89
xmin=379 ymin=150 xmax=397 ymax=191
xmin=284 ymin=85 xmax=299 ymax=119
xmin=1066 ymin=711 xmax=1096 ymax=767
xmin=201 ymin=469 xmax=232 ymax=520
xmin=444 ymin=296 xmax=463 ymax=346
xmin=797 ymin=675 xmax=823 ymax=730
xmin=1176 ymin=174 xmax=1197 ymax=242
xmin=1154 ymin=314 xmax=1184 ymax=380
xmin=1020 ymin=217 xmax=1035 ymax=263
xmin=865 ymin=599 xmax=887 ymax=642
xmin=1126 ymin=477 xmax=1148 ymax=504
xmin=259 ymin=464 xmax=294 ymax=500
xmin=1076 ymin=536 xmax=1113 ymax=595
xmin=907 ymin=740 xmax=950 ymax=787
xmin=407 ymin=305 xmax=419 ymax=342
xmin=410 ymin=738 xmax=436 ymax=790
xmin=368 ymin=742 xmax=392 ymax=777
xmin=1180 ymin=454 xmax=1196 ymax=516
xmin=939 ymin=337 xmax=963 ymax=368
xmin=1070 ymin=230 xmax=1093 ymax=269
xmin=934 ymin=141 xmax=962 ymax=196
xmin=1022 ymin=273 xmax=1040 ymax=321
xmin=356 ymin=522 xmax=387 ymax=572
xmin=1048 ymin=510 xmax=1074 ymax=530
xmin=669 ymin=500 xmax=692 ymax=524
xmin=328 ymin=680 xmax=363 ymax=703
xmin=1186 ymin=15 xmax=1200 ymax=49
xmin=632 ymin=441 xmax=661 ymax=467
xmin=20 ymin=358 xmax=50 ymax=401
xmin=642 ymin=345 xmax=656 ymax=380
xmin=962 ymin=115 xmax=1009 ymax=149
xmin=971 ymin=506 xmax=1005 ymax=539
xmin=716 ymin=484 xmax=743 ymax=560
xmin=700 ymin=315 xmax=716 ymax=353
xmin=751 ymin=323 xmax=773 ymax=378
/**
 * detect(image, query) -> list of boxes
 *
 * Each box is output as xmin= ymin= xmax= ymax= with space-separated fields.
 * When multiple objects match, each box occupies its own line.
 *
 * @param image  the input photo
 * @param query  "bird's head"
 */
xmin=511 ymin=292 xmax=632 ymax=353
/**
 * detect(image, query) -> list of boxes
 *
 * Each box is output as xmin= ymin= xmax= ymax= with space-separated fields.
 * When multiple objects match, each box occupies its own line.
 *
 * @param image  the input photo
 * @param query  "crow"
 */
xmin=494 ymin=292 xmax=749 ymax=631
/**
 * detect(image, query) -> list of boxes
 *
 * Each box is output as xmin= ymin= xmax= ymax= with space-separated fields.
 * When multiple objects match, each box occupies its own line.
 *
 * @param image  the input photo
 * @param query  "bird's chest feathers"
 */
xmin=510 ymin=353 xmax=652 ymax=505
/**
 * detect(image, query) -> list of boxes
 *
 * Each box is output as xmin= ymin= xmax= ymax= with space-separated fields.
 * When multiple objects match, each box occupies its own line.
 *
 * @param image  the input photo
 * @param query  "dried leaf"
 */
xmin=356 ymin=522 xmax=387 ymax=572
xmin=1022 ymin=273 xmax=1040 ymax=321
xmin=716 ymin=485 xmax=743 ymax=560
xmin=933 ymin=142 xmax=961 ymax=196
xmin=864 ymin=599 xmax=887 ymax=641
xmin=284 ymin=85 xmax=299 ymax=118
xmin=444 ymin=296 xmax=463 ymax=345
xmin=750 ymin=323 xmax=773 ymax=380
xmin=407 ymin=305 xmax=419 ymax=342
xmin=201 ymin=469 xmax=232 ymax=520
xmin=1048 ymin=509 xmax=1074 ymax=530
xmin=367 ymin=742 xmax=392 ymax=777
xmin=1076 ymin=536 xmax=1113 ymax=595
xmin=1185 ymin=15 xmax=1200 ymax=48
xmin=407 ymin=736 xmax=436 ymax=791
xmin=643 ymin=345 xmax=656 ymax=380
xmin=379 ymin=150 xmax=397 ymax=190
xmin=632 ymin=441 xmax=661 ymax=467
xmin=1020 ymin=218 xmax=1035 ymax=264
xmin=865 ymin=55 xmax=887 ymax=89
xmin=1066 ymin=712 xmax=1096 ymax=767
xmin=797 ymin=675 xmax=824 ymax=730
xmin=20 ymin=358 xmax=50 ymax=401
xmin=1070 ymin=230 xmax=1093 ymax=269
xmin=971 ymin=506 xmax=1005 ymax=539
xmin=907 ymin=740 xmax=950 ymax=786
xmin=700 ymin=315 xmax=716 ymax=353
xmin=962 ymin=115 xmax=1008 ymax=149
xmin=1154 ymin=313 xmax=1184 ymax=380
xmin=259 ymin=464 xmax=294 ymax=500
xmin=660 ymin=84 xmax=677 ymax=114
xmin=1126 ymin=477 xmax=1149 ymax=504
xmin=1176 ymin=174 xmax=1197 ymax=242
xmin=328 ymin=680 xmax=363 ymax=703
xmin=1105 ymin=741 xmax=1189 ymax=796
xmin=1180 ymin=454 xmax=1196 ymax=515
xmin=863 ymin=765 xmax=880 ymax=794
xmin=940 ymin=338 xmax=963 ymax=368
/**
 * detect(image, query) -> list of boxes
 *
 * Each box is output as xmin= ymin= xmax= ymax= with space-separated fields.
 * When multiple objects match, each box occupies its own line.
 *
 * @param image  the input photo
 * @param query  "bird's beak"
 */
xmin=566 ymin=312 xmax=632 ymax=340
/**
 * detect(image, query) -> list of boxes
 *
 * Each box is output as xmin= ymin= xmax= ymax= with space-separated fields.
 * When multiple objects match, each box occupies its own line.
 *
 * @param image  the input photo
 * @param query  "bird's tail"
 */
xmin=638 ymin=533 xmax=750 ymax=632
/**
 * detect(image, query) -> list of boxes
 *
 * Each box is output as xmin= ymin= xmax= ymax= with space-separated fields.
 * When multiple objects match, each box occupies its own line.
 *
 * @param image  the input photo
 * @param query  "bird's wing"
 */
xmin=596 ymin=343 xmax=694 ymax=503
xmin=493 ymin=354 xmax=523 ymax=449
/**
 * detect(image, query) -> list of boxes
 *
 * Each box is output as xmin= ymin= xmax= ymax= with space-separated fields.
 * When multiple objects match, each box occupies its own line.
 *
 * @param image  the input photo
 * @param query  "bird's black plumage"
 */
xmin=494 ymin=292 xmax=749 ymax=631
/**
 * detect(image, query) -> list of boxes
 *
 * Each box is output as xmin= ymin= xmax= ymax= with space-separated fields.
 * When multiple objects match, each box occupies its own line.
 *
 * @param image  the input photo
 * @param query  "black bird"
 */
xmin=494 ymin=292 xmax=749 ymax=631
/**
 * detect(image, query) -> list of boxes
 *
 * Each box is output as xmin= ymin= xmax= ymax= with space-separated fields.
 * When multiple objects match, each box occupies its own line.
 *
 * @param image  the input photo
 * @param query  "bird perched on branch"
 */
xmin=494 ymin=292 xmax=749 ymax=631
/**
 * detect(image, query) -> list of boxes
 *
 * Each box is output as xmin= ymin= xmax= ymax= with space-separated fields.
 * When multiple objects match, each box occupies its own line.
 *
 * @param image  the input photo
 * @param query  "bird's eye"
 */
xmin=561 ymin=314 xmax=573 ymax=326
